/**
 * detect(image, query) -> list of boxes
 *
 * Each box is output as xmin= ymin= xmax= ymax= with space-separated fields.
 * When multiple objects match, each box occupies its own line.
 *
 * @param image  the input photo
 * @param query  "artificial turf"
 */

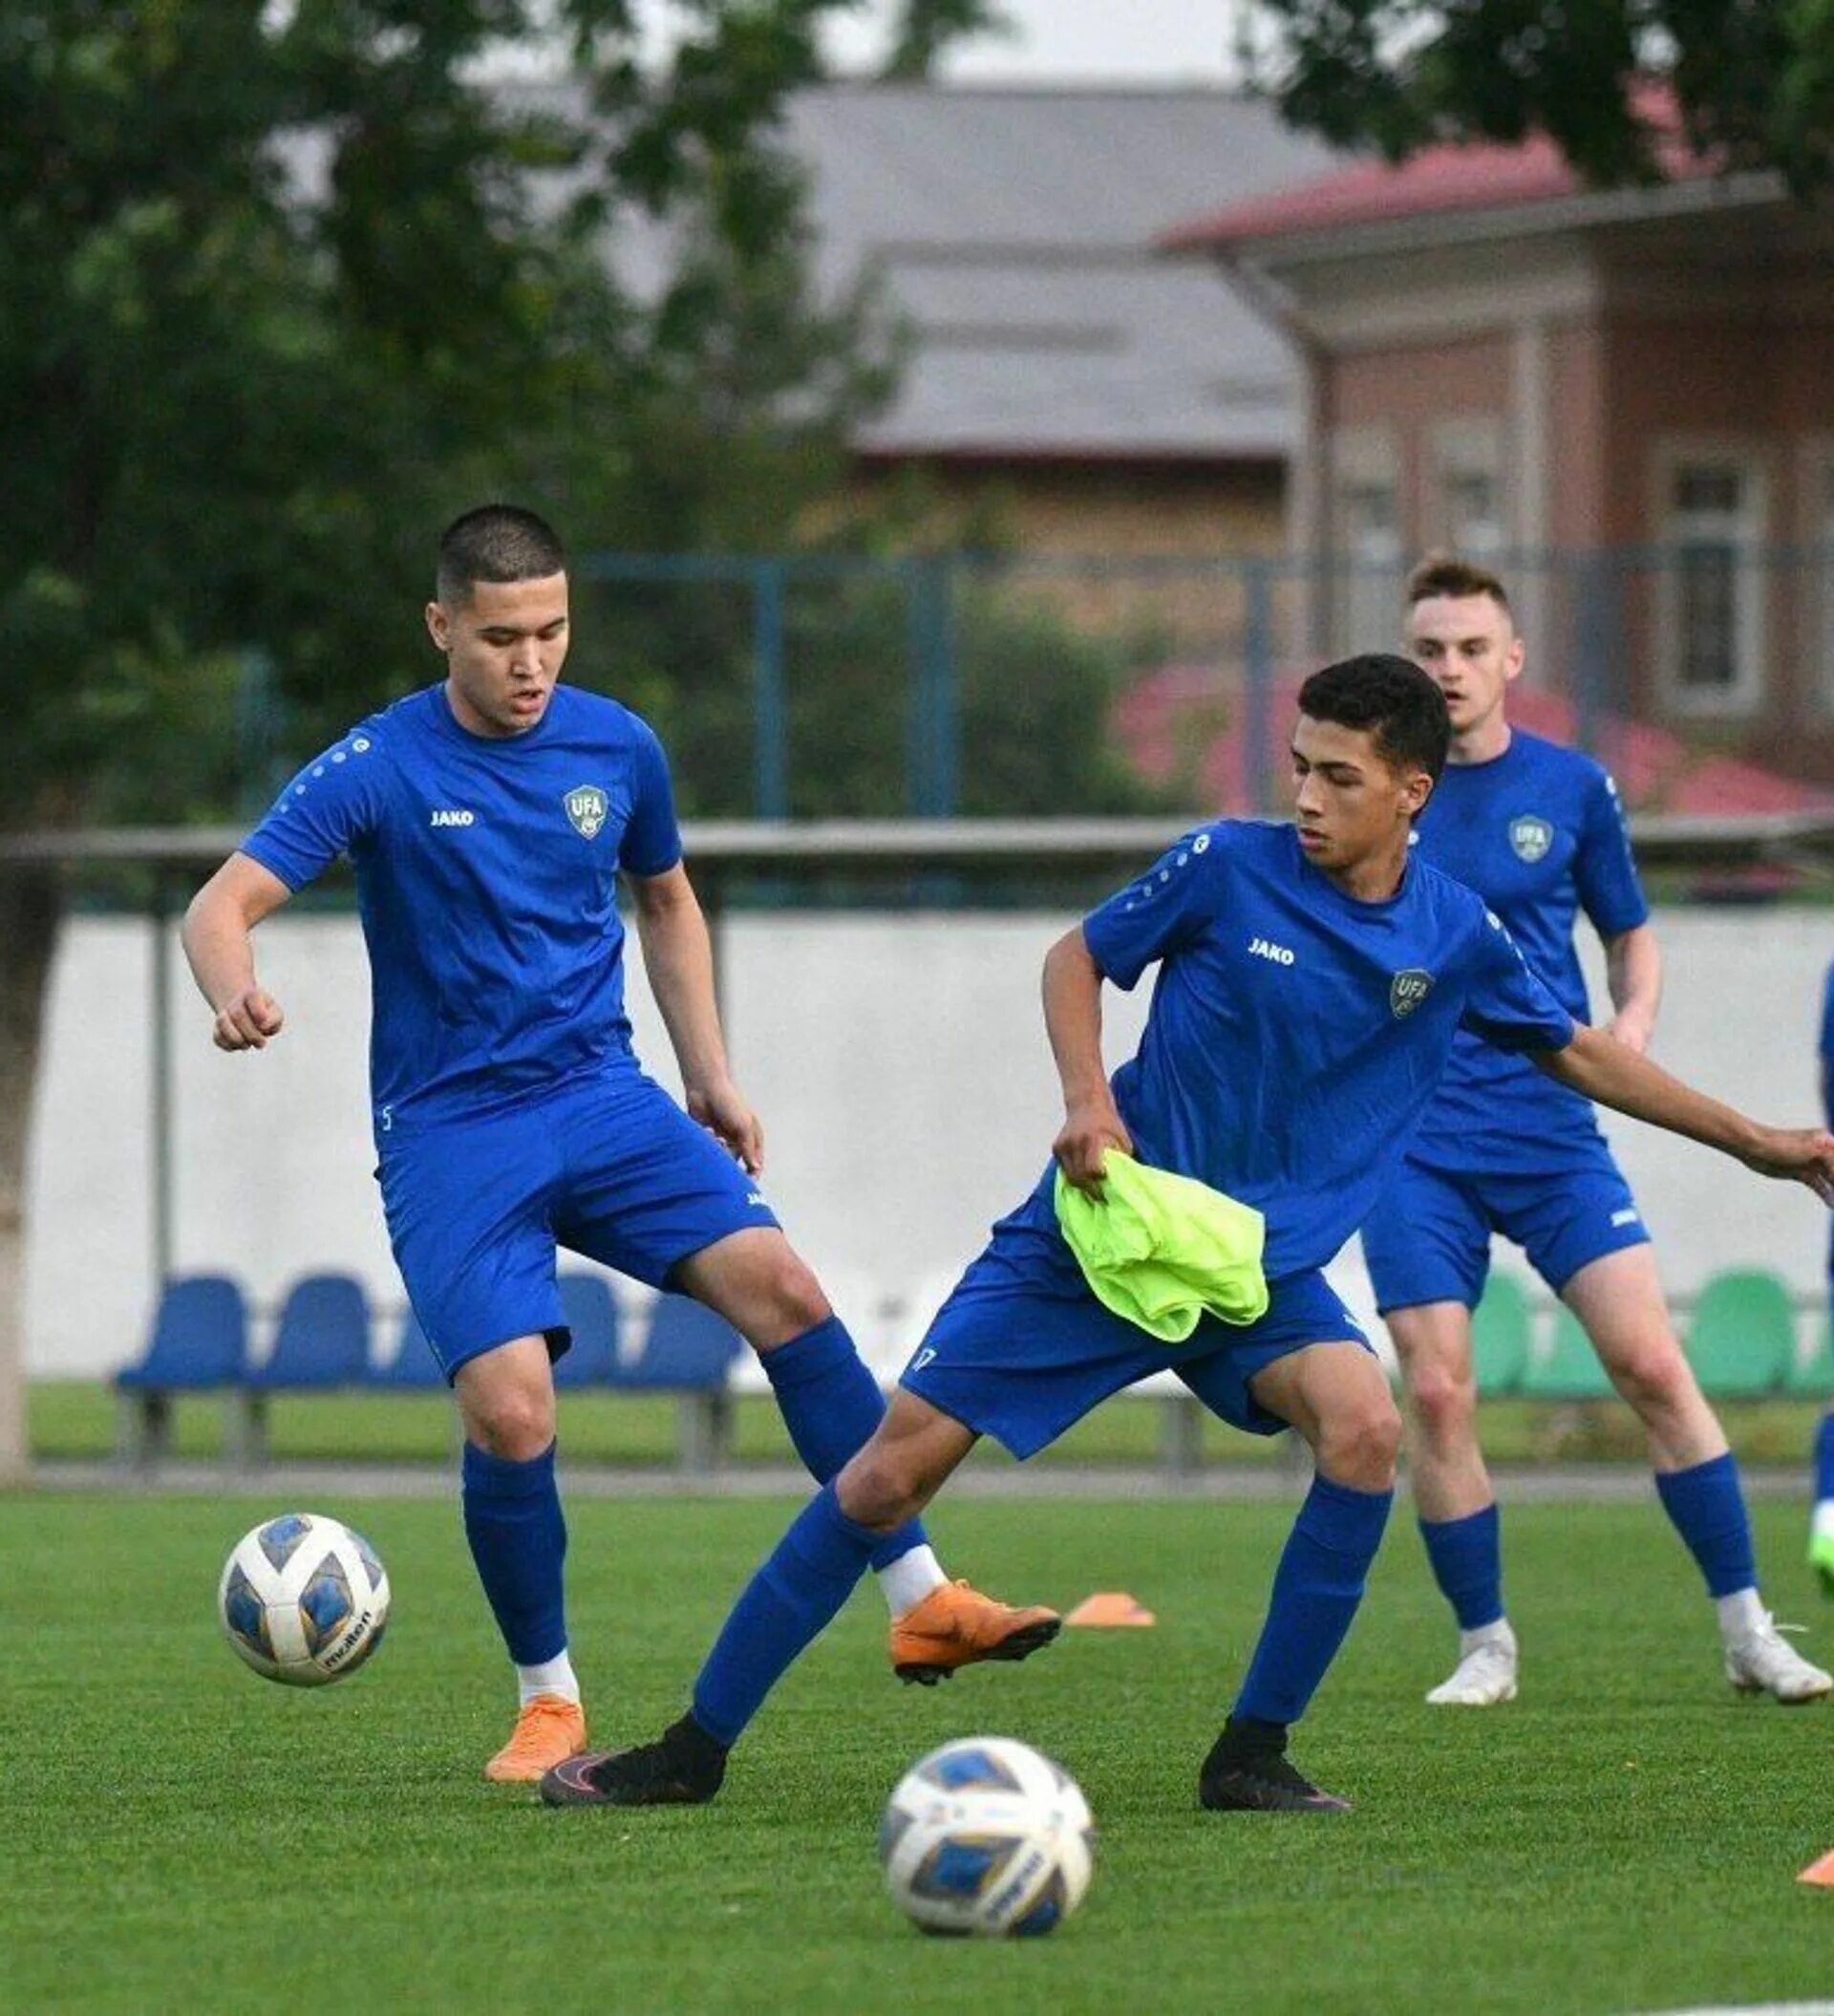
xmin=8 ymin=1491 xmax=1834 ymax=2013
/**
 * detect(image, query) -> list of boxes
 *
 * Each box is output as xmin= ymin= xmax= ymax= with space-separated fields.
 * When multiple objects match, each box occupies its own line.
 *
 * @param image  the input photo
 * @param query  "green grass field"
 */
xmin=9 ymin=1492 xmax=1834 ymax=2013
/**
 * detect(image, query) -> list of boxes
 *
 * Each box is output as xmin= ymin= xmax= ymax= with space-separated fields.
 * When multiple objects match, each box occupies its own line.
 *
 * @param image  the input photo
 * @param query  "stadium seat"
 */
xmin=1471 ymin=1273 xmax=1532 ymax=1396
xmin=613 ymin=1294 xmax=745 ymax=1469
xmin=1785 ymin=1314 xmax=1834 ymax=1401
xmin=252 ymin=1273 xmax=373 ymax=1389
xmin=115 ymin=1274 xmax=251 ymax=1468
xmin=552 ymin=1272 xmax=620 ymax=1386
xmin=1684 ymin=1268 xmax=1796 ymax=1399
xmin=1520 ymin=1303 xmax=1614 ymax=1401
xmin=373 ymin=1305 xmax=447 ymax=1388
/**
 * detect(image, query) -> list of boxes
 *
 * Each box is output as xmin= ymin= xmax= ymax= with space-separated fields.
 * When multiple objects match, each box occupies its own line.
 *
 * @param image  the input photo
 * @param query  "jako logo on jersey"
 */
xmin=1248 ymin=936 xmax=1295 ymax=966
xmin=430 ymin=809 xmax=475 ymax=827
xmin=565 ymin=784 xmax=608 ymax=839
xmin=1508 ymin=814 xmax=1553 ymax=863
xmin=1389 ymin=968 xmax=1434 ymax=1018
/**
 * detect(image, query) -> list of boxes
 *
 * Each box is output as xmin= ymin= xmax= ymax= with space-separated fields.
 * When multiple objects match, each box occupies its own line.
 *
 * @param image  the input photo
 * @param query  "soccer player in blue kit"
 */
xmin=1361 ymin=556 xmax=1830 ymax=1707
xmin=180 ymin=505 xmax=1054 ymax=1782
xmin=542 ymin=653 xmax=1834 ymax=1815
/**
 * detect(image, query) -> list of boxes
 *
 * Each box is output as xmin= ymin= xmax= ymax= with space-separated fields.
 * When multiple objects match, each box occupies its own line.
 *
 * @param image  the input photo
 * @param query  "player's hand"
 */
xmin=1053 ymin=1097 xmax=1134 ymax=1198
xmin=689 ymin=1078 xmax=765 ymax=1175
xmin=1606 ymin=1009 xmax=1654 ymax=1056
xmin=1740 ymin=1125 xmax=1834 ymax=1204
xmin=212 ymin=987 xmax=284 ymax=1052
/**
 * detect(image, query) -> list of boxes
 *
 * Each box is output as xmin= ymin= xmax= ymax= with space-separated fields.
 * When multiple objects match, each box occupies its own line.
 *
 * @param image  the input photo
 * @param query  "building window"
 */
xmin=1331 ymin=429 xmax=1402 ymax=656
xmin=1655 ymin=446 xmax=1766 ymax=715
xmin=1429 ymin=418 xmax=1507 ymax=559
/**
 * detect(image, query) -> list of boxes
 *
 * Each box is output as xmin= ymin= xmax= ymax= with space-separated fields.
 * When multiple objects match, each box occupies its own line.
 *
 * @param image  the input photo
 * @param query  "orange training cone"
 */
xmin=1797 ymin=1849 xmax=1834 ymax=1887
xmin=1064 ymin=1592 xmax=1156 ymax=1628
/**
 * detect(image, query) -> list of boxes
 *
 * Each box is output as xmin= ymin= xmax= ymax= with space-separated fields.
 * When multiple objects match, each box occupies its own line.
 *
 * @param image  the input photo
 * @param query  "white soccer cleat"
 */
xmin=1723 ymin=1613 xmax=1833 ymax=1705
xmin=1425 ymin=1621 xmax=1519 ymax=1706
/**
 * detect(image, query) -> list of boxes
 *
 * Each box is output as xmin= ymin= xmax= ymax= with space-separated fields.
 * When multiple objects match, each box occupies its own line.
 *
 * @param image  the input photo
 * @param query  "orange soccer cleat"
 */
xmin=484 ymin=1694 xmax=587 ymax=1783
xmin=888 ymin=1579 xmax=1061 ymax=1686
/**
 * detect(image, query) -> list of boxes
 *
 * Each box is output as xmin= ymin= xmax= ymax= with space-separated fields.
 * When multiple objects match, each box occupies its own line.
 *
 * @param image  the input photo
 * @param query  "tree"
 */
xmin=1239 ymin=1 xmax=1834 ymax=198
xmin=0 ymin=0 xmax=914 ymax=1478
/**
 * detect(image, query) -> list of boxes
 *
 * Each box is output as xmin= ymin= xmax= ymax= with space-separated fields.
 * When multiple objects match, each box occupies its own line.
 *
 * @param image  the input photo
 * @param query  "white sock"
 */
xmin=1716 ymin=1587 xmax=1764 ymax=1641
xmin=876 ymin=1544 xmax=948 ymax=1619
xmin=1813 ymin=1501 xmax=1834 ymax=1544
xmin=517 ymin=1648 xmax=581 ymax=1707
xmin=1460 ymin=1618 xmax=1515 ymax=1657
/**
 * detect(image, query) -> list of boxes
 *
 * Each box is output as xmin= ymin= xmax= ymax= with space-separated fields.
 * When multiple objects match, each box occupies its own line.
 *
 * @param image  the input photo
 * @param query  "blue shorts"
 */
xmin=1359 ymin=1142 xmax=1648 ymax=1313
xmin=376 ymin=1061 xmax=778 ymax=1378
xmin=900 ymin=1212 xmax=1369 ymax=1460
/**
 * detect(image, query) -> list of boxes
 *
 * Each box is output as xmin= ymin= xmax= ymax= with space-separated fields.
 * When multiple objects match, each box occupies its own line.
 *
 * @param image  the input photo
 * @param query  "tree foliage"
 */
xmin=0 ymin=0 xmax=901 ymax=827
xmin=1240 ymin=0 xmax=1834 ymax=198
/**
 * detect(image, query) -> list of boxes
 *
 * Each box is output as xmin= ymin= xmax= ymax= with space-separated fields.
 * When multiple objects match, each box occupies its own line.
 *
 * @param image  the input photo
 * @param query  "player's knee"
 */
xmin=1406 ymin=1359 xmax=1477 ymax=1446
xmin=1605 ymin=1336 xmax=1695 ymax=1417
xmin=748 ymin=1248 xmax=831 ymax=1340
xmin=836 ymin=1439 xmax=928 ymax=1531
xmin=463 ymin=1385 xmax=555 ymax=1462
xmin=1317 ymin=1394 xmax=1402 ymax=1490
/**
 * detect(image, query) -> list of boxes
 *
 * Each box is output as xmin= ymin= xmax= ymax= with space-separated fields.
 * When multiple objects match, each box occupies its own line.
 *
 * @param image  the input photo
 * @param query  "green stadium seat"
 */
xmin=1684 ymin=1268 xmax=1796 ymax=1399
xmin=1471 ymin=1273 xmax=1532 ymax=1396
xmin=1521 ymin=1303 xmax=1614 ymax=1401
xmin=1785 ymin=1312 xmax=1834 ymax=1401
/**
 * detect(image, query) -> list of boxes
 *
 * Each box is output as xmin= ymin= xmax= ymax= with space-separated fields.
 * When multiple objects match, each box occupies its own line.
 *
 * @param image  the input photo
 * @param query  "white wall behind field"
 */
xmin=23 ymin=907 xmax=1834 ymax=1377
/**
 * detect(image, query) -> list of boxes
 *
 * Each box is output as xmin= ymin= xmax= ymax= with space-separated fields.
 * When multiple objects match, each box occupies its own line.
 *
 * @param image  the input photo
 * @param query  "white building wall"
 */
xmin=23 ymin=907 xmax=1834 ymax=1377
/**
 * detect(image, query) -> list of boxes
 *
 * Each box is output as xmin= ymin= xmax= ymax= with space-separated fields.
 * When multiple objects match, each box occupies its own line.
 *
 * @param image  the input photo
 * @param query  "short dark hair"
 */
xmin=1406 ymin=551 xmax=1512 ymax=616
xmin=1296 ymin=654 xmax=1449 ymax=784
xmin=436 ymin=504 xmax=566 ymax=606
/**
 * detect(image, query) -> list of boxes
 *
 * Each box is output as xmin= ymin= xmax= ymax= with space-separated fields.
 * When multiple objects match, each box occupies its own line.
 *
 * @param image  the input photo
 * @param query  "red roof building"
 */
xmin=1162 ymin=113 xmax=1834 ymax=786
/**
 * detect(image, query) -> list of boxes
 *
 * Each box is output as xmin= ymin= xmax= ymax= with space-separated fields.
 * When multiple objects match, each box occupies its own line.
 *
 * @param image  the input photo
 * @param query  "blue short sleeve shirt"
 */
xmin=240 ymin=682 xmax=683 ymax=1134
xmin=1077 ymin=821 xmax=1574 ymax=1279
xmin=1400 ymin=729 xmax=1647 ymax=1171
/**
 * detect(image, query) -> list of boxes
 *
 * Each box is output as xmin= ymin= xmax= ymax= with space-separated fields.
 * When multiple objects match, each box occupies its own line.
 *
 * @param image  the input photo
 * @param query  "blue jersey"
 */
xmin=241 ymin=681 xmax=682 ymax=1136
xmin=1077 ymin=820 xmax=1573 ymax=1280
xmin=1401 ymin=728 xmax=1647 ymax=1173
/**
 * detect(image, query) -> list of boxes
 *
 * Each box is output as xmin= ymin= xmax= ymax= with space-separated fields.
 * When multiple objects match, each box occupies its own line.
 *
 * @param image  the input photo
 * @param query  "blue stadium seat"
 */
xmin=621 ymin=1294 xmax=745 ymax=1387
xmin=117 ymin=1274 xmax=249 ymax=1391
xmin=252 ymin=1273 xmax=373 ymax=1389
xmin=115 ymin=1275 xmax=251 ymax=1467
xmin=552 ymin=1272 xmax=620 ymax=1386
xmin=373 ymin=1306 xmax=447 ymax=1388
xmin=612 ymin=1294 xmax=744 ymax=1469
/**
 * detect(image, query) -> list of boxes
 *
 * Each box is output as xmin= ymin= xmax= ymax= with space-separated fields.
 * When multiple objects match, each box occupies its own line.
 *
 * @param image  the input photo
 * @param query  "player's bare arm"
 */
xmin=1536 ymin=1023 xmax=1834 ymax=1199
xmin=629 ymin=861 xmax=764 ymax=1173
xmin=181 ymin=850 xmax=292 ymax=1052
xmin=1603 ymin=921 xmax=1662 ymax=1054
xmin=1042 ymin=927 xmax=1133 ymax=1195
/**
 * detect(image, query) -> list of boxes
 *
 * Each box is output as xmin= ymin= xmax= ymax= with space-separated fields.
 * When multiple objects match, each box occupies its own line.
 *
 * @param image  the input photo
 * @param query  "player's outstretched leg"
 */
xmin=678 ymin=1242 xmax=1054 ymax=1678
xmin=1809 ymin=1408 xmax=1834 ymax=1597
xmin=1418 ymin=1507 xmax=1517 ymax=1706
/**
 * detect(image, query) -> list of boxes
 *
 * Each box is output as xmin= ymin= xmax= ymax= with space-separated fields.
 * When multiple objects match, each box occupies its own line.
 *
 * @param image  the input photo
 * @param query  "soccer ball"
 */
xmin=218 ymin=1512 xmax=391 ymax=1687
xmin=879 ymin=1736 xmax=1095 ymax=1937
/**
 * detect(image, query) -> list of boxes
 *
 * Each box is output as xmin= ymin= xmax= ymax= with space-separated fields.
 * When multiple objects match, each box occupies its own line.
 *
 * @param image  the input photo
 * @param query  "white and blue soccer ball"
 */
xmin=879 ymin=1736 xmax=1095 ymax=1937
xmin=218 ymin=1513 xmax=391 ymax=1687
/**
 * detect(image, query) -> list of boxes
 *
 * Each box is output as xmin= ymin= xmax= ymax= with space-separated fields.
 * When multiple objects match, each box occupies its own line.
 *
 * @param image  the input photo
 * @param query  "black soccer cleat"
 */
xmin=1199 ymin=1718 xmax=1351 ymax=1813
xmin=540 ymin=1714 xmax=728 ymax=1809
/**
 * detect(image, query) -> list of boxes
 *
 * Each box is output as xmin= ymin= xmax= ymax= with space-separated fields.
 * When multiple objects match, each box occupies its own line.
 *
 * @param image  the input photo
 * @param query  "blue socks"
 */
xmin=1655 ymin=1450 xmax=1757 ymax=1598
xmin=461 ymin=1438 xmax=568 ymax=1665
xmin=1233 ymin=1473 xmax=1393 ymax=1726
xmin=1419 ymin=1505 xmax=1504 ymax=1631
xmin=761 ymin=1316 xmax=928 ymax=1572
xmin=691 ymin=1482 xmax=879 ymax=1747
xmin=1815 ymin=1411 xmax=1834 ymax=1502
